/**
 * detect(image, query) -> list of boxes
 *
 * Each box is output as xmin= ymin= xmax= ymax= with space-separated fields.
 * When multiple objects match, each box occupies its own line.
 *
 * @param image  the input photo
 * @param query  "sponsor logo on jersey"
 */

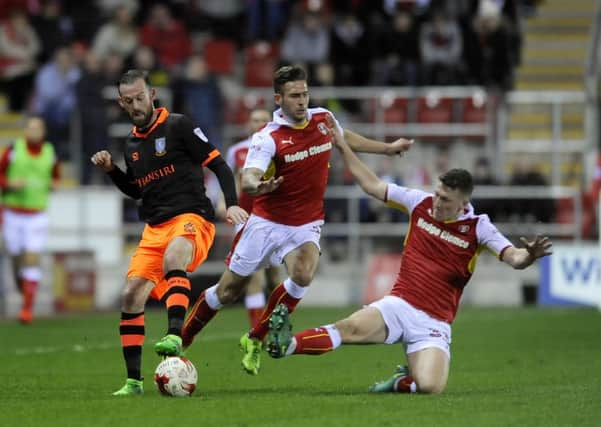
xmin=458 ymin=225 xmax=470 ymax=233
xmin=416 ymin=217 xmax=469 ymax=249
xmin=155 ymin=137 xmax=166 ymax=156
xmin=135 ymin=163 xmax=176 ymax=187
xmin=283 ymin=142 xmax=332 ymax=164
xmin=317 ymin=122 xmax=329 ymax=135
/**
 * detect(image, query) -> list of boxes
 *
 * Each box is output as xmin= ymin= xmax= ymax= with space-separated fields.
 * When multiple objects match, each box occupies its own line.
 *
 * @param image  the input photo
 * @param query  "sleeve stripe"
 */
xmin=201 ymin=149 xmax=221 ymax=166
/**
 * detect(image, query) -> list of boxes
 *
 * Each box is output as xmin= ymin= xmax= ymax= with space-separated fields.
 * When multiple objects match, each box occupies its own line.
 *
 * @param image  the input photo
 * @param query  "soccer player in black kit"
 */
xmin=91 ymin=70 xmax=248 ymax=396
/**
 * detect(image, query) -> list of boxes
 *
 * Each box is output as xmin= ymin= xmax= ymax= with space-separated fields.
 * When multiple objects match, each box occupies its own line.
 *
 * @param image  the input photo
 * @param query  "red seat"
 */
xmin=244 ymin=42 xmax=280 ymax=87
xmin=417 ymin=93 xmax=453 ymax=123
xmin=462 ymin=91 xmax=488 ymax=123
xmin=204 ymin=39 xmax=235 ymax=75
xmin=383 ymin=98 xmax=409 ymax=124
xmin=225 ymin=96 xmax=269 ymax=124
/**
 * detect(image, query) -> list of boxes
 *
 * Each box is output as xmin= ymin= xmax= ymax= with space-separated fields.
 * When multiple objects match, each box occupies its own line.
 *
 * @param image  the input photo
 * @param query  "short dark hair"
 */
xmin=439 ymin=168 xmax=474 ymax=196
xmin=273 ymin=65 xmax=307 ymax=94
xmin=118 ymin=69 xmax=150 ymax=94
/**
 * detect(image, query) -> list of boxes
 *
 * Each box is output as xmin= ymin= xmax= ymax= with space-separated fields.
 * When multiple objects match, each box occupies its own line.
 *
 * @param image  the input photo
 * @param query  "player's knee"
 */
xmin=163 ymin=250 xmax=188 ymax=271
xmin=121 ymin=285 xmax=143 ymax=310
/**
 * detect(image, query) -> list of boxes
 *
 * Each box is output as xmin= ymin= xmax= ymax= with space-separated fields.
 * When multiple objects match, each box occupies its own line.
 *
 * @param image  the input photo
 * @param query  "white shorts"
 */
xmin=228 ymin=214 xmax=323 ymax=277
xmin=369 ymin=295 xmax=452 ymax=359
xmin=2 ymin=209 xmax=49 ymax=255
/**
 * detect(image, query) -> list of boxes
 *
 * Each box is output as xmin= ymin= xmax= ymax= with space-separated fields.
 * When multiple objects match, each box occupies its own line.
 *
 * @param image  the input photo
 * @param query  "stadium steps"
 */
xmin=505 ymin=0 xmax=595 ymax=184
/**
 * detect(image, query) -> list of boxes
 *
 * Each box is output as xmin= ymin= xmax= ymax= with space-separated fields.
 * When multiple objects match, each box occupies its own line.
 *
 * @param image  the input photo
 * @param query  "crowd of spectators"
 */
xmin=1 ymin=0 xmax=559 ymax=229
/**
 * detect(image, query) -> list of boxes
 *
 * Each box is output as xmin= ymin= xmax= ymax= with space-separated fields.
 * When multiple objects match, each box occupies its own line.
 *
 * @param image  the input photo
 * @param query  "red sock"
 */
xmin=247 ymin=307 xmax=263 ymax=329
xmin=19 ymin=280 xmax=38 ymax=323
xmin=293 ymin=327 xmax=334 ymax=355
xmin=181 ymin=290 xmax=218 ymax=348
xmin=394 ymin=376 xmax=417 ymax=393
xmin=249 ymin=283 xmax=301 ymax=341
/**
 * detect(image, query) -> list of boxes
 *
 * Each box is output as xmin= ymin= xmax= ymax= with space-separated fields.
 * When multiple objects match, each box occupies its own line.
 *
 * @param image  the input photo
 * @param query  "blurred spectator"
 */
xmin=172 ymin=55 xmax=224 ymax=149
xmin=76 ymin=52 xmax=109 ymax=185
xmin=190 ymin=0 xmax=245 ymax=44
xmin=31 ymin=0 xmax=73 ymax=63
xmin=509 ymin=158 xmax=554 ymax=222
xmin=32 ymin=46 xmax=81 ymax=159
xmin=361 ymin=157 xmax=406 ymax=222
xmin=419 ymin=9 xmax=463 ymax=85
xmin=330 ymin=12 xmax=370 ymax=89
xmin=463 ymin=0 xmax=514 ymax=90
xmin=471 ymin=156 xmax=503 ymax=220
xmin=96 ymin=0 xmax=139 ymax=18
xmin=247 ymin=0 xmax=291 ymax=42
xmin=140 ymin=3 xmax=192 ymax=71
xmin=91 ymin=4 xmax=138 ymax=61
xmin=62 ymin=0 xmax=102 ymax=44
xmin=129 ymin=45 xmax=169 ymax=88
xmin=281 ymin=9 xmax=330 ymax=78
xmin=374 ymin=10 xmax=420 ymax=86
xmin=0 ymin=8 xmax=41 ymax=111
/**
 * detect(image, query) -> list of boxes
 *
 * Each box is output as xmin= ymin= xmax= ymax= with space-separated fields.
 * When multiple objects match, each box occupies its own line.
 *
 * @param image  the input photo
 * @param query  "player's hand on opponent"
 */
xmin=255 ymin=176 xmax=284 ymax=195
xmin=520 ymin=235 xmax=553 ymax=260
xmin=90 ymin=150 xmax=115 ymax=172
xmin=225 ymin=205 xmax=249 ymax=225
xmin=325 ymin=114 xmax=346 ymax=149
xmin=385 ymin=138 xmax=414 ymax=157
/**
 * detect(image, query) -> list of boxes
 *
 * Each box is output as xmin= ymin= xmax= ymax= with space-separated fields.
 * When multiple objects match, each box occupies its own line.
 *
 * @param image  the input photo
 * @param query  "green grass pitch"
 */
xmin=1 ymin=306 xmax=600 ymax=427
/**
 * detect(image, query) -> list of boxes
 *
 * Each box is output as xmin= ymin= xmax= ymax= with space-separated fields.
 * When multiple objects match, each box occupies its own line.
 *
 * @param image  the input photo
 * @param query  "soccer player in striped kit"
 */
xmin=91 ymin=70 xmax=247 ymax=396
xmin=265 ymin=115 xmax=553 ymax=394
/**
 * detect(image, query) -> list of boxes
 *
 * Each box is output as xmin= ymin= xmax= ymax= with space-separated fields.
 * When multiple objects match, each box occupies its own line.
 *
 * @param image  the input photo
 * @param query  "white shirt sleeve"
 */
xmin=225 ymin=146 xmax=235 ymax=170
xmin=243 ymin=131 xmax=276 ymax=173
xmin=476 ymin=214 xmax=513 ymax=258
xmin=385 ymin=184 xmax=430 ymax=214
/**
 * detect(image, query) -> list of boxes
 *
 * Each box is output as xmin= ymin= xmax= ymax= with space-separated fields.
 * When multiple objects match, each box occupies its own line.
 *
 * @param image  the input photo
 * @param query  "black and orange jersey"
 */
xmin=109 ymin=108 xmax=225 ymax=225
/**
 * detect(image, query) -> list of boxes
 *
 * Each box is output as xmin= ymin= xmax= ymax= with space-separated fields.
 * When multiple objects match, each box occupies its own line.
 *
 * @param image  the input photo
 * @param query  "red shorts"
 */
xmin=127 ymin=213 xmax=215 ymax=300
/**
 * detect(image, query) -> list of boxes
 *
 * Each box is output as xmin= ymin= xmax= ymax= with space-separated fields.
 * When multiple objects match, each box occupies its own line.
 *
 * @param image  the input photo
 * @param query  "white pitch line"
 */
xmin=7 ymin=332 xmax=243 ymax=356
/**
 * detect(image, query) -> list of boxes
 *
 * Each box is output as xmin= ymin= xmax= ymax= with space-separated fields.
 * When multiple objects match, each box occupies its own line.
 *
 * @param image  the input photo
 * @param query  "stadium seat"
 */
xmin=416 ymin=93 xmax=453 ymax=123
xmin=225 ymin=96 xmax=269 ymax=124
xmin=383 ymin=98 xmax=409 ymax=124
xmin=204 ymin=39 xmax=235 ymax=75
xmin=462 ymin=91 xmax=488 ymax=123
xmin=244 ymin=42 xmax=280 ymax=87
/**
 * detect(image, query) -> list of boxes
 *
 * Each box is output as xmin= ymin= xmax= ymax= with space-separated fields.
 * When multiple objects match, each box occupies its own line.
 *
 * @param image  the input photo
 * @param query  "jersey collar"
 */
xmin=273 ymin=108 xmax=310 ymax=129
xmin=132 ymin=108 xmax=170 ymax=138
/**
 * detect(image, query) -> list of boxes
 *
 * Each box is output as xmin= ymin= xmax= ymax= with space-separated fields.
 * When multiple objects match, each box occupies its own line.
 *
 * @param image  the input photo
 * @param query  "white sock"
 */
xmin=283 ymin=278 xmax=307 ymax=299
xmin=244 ymin=292 xmax=266 ymax=309
xmin=205 ymin=284 xmax=223 ymax=310
xmin=324 ymin=324 xmax=342 ymax=349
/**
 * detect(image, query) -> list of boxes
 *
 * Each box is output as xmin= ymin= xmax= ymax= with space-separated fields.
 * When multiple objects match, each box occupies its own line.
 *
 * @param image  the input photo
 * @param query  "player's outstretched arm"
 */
xmin=327 ymin=117 xmax=387 ymax=202
xmin=91 ymin=150 xmax=141 ymax=199
xmin=241 ymin=167 xmax=284 ymax=196
xmin=343 ymin=129 xmax=413 ymax=156
xmin=502 ymin=235 xmax=553 ymax=270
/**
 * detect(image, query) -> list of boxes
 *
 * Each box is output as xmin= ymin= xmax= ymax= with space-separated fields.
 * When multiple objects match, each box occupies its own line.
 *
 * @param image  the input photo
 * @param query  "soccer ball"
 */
xmin=154 ymin=356 xmax=198 ymax=397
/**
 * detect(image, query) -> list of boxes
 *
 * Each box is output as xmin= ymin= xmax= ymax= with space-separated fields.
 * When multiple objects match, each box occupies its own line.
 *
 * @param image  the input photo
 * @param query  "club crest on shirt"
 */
xmin=154 ymin=137 xmax=166 ymax=156
xmin=458 ymin=225 xmax=470 ymax=233
xmin=317 ymin=122 xmax=329 ymax=135
xmin=183 ymin=222 xmax=196 ymax=233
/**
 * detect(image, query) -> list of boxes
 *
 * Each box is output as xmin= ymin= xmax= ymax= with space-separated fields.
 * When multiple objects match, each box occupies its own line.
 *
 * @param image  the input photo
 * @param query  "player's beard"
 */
xmin=131 ymin=107 xmax=153 ymax=128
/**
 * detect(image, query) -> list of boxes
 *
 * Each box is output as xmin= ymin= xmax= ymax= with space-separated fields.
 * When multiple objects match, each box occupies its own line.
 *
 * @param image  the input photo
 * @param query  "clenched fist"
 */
xmin=91 ymin=150 xmax=115 ymax=172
